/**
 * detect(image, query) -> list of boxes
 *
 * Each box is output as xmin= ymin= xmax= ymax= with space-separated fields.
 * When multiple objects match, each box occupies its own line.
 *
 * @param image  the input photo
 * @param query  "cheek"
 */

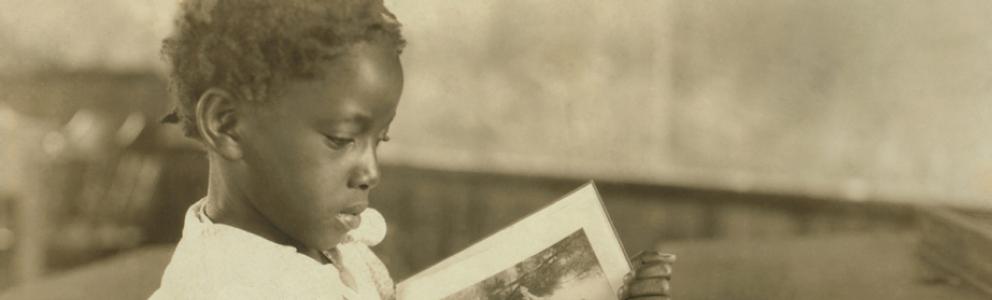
xmin=295 ymin=143 xmax=351 ymax=183
xmin=241 ymin=133 xmax=317 ymax=195
xmin=276 ymin=144 xmax=353 ymax=200
xmin=241 ymin=126 xmax=352 ymax=198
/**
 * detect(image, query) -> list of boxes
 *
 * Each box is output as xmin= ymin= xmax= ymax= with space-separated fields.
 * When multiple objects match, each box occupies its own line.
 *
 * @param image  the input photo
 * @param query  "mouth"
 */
xmin=335 ymin=202 xmax=368 ymax=231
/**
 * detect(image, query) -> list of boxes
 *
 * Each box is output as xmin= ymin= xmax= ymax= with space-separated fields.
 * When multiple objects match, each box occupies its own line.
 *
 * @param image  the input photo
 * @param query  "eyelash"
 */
xmin=323 ymin=134 xmax=390 ymax=149
xmin=325 ymin=136 xmax=355 ymax=149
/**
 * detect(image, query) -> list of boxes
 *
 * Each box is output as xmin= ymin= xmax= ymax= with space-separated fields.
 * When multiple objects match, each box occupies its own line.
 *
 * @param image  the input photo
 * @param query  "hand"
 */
xmin=618 ymin=250 xmax=675 ymax=300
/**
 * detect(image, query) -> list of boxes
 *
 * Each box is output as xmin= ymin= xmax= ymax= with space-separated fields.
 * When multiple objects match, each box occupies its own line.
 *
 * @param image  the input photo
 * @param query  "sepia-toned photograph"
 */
xmin=2 ymin=0 xmax=992 ymax=299
xmin=444 ymin=229 xmax=613 ymax=300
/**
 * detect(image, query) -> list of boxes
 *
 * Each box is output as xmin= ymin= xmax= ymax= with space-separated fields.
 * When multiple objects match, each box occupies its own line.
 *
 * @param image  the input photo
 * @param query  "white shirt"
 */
xmin=150 ymin=199 xmax=394 ymax=300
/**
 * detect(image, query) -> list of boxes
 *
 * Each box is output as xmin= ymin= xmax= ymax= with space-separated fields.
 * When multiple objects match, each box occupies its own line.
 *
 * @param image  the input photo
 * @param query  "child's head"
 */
xmin=162 ymin=0 xmax=405 ymax=251
xmin=162 ymin=0 xmax=405 ymax=136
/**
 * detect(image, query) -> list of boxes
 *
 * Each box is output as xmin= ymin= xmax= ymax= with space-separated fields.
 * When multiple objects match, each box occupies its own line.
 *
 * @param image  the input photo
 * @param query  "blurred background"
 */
xmin=1 ymin=0 xmax=991 ymax=299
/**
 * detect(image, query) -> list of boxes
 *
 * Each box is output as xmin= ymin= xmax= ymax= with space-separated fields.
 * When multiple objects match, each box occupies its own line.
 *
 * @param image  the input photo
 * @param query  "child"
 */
xmin=152 ymin=0 xmax=673 ymax=299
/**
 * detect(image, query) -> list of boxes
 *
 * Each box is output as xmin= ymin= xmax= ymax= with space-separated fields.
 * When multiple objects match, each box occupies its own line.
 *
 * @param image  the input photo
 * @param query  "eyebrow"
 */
xmin=314 ymin=109 xmax=397 ymax=133
xmin=317 ymin=114 xmax=373 ymax=132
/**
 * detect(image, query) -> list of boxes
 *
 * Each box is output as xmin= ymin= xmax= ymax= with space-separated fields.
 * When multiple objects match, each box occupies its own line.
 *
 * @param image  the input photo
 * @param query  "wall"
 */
xmin=0 ymin=0 xmax=173 ymax=73
xmin=665 ymin=0 xmax=992 ymax=205
xmin=381 ymin=0 xmax=992 ymax=207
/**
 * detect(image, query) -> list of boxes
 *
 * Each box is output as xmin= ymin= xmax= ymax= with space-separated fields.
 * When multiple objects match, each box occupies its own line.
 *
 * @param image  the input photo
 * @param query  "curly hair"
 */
xmin=161 ymin=0 xmax=405 ymax=137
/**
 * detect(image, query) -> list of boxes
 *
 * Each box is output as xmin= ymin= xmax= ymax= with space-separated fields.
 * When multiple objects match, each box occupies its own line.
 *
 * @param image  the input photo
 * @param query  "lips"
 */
xmin=335 ymin=202 xmax=368 ymax=231
xmin=336 ymin=213 xmax=362 ymax=230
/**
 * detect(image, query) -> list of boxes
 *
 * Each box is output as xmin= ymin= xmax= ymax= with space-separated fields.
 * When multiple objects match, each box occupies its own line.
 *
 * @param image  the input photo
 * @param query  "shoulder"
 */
xmin=154 ymin=218 xmax=316 ymax=297
xmin=153 ymin=239 xmax=332 ymax=299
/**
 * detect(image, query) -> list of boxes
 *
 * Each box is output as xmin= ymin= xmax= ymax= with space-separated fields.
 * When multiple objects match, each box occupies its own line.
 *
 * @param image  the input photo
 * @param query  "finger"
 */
xmin=635 ymin=262 xmax=672 ymax=279
xmin=632 ymin=251 xmax=676 ymax=269
xmin=619 ymin=271 xmax=635 ymax=298
xmin=628 ymin=278 xmax=671 ymax=296
xmin=635 ymin=252 xmax=677 ymax=264
xmin=631 ymin=250 xmax=660 ymax=262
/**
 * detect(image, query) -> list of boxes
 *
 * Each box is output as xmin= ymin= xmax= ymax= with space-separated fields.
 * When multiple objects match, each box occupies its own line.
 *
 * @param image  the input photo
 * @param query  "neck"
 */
xmin=203 ymin=155 xmax=318 ymax=260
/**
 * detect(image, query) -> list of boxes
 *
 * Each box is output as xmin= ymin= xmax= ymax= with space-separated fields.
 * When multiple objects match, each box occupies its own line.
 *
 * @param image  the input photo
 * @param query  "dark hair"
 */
xmin=161 ymin=0 xmax=405 ymax=136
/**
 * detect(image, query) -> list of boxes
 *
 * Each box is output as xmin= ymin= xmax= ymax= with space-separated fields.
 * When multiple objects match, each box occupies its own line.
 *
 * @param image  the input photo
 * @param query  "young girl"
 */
xmin=152 ymin=0 xmax=673 ymax=299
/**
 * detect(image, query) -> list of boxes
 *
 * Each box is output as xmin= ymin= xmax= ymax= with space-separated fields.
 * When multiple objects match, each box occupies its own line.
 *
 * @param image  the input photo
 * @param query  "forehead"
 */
xmin=272 ymin=41 xmax=403 ymax=125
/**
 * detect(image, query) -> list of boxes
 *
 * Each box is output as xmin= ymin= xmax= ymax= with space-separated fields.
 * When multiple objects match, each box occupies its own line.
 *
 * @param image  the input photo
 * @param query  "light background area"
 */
xmin=384 ymin=0 xmax=992 ymax=207
xmin=2 ymin=0 xmax=991 ymax=208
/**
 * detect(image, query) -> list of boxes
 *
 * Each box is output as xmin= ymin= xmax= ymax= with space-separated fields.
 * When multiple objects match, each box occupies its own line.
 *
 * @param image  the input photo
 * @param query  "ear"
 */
xmin=194 ymin=88 xmax=244 ymax=160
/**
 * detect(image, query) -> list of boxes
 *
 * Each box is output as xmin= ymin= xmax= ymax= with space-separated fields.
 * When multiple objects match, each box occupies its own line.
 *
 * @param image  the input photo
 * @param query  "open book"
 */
xmin=396 ymin=182 xmax=631 ymax=300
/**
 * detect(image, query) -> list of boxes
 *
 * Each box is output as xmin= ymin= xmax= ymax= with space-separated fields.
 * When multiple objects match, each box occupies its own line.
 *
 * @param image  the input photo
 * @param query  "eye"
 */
xmin=324 ymin=135 xmax=355 ymax=149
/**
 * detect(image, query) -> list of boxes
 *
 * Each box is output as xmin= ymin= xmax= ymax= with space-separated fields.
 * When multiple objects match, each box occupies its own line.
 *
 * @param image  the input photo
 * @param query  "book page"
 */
xmin=397 ymin=182 xmax=630 ymax=300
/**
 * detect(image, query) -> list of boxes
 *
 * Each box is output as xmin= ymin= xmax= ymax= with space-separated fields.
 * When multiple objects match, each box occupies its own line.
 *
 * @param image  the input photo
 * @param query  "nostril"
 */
xmin=358 ymin=183 xmax=370 ymax=190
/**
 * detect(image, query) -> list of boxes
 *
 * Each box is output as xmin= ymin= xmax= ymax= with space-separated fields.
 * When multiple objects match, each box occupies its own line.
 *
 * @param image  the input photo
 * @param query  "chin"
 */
xmin=305 ymin=233 xmax=346 ymax=250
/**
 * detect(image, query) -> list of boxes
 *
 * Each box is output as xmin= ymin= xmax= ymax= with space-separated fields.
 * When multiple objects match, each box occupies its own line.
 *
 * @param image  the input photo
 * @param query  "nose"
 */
xmin=348 ymin=143 xmax=380 ymax=191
